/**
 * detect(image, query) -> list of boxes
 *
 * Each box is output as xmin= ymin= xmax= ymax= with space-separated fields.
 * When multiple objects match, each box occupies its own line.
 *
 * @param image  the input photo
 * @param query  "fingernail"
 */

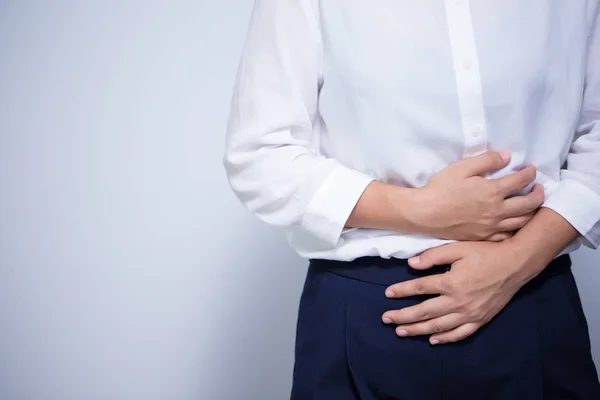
xmin=498 ymin=150 xmax=511 ymax=162
xmin=396 ymin=329 xmax=409 ymax=337
xmin=408 ymin=256 xmax=420 ymax=266
xmin=385 ymin=289 xmax=395 ymax=297
xmin=431 ymin=339 xmax=440 ymax=345
xmin=382 ymin=317 xmax=392 ymax=324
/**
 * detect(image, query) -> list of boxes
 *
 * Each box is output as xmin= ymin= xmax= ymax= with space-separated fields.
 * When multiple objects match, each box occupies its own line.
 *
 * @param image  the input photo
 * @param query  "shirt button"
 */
xmin=462 ymin=59 xmax=472 ymax=70
xmin=471 ymin=127 xmax=481 ymax=137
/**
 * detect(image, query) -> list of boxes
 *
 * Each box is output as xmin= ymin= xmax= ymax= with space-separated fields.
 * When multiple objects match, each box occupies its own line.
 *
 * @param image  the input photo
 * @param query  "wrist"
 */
xmin=503 ymin=208 xmax=580 ymax=284
xmin=501 ymin=235 xmax=550 ymax=286
xmin=386 ymin=184 xmax=428 ymax=234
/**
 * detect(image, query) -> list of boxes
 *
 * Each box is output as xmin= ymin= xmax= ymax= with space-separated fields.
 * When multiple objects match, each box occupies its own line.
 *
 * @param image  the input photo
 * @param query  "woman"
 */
xmin=224 ymin=1 xmax=600 ymax=398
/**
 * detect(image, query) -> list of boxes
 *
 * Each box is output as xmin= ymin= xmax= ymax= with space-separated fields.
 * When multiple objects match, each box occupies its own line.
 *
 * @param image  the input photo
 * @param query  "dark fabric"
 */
xmin=291 ymin=254 xmax=600 ymax=400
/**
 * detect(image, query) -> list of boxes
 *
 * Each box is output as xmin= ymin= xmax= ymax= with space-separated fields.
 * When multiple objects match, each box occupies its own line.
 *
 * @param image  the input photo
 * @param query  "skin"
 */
xmin=381 ymin=207 xmax=579 ymax=345
xmin=344 ymin=149 xmax=578 ymax=345
xmin=346 ymin=150 xmax=545 ymax=242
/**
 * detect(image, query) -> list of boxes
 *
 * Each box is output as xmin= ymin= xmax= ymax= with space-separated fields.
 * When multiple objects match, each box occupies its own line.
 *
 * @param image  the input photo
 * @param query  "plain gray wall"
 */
xmin=0 ymin=2 xmax=598 ymax=399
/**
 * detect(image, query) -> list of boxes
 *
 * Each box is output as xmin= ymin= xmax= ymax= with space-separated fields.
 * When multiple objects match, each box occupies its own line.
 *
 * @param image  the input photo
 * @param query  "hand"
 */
xmin=410 ymin=151 xmax=545 ymax=242
xmin=381 ymin=240 xmax=532 ymax=345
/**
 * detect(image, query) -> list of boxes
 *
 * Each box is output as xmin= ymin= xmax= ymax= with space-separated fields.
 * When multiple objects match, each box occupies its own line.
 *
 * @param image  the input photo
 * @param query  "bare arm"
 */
xmin=346 ymin=151 xmax=545 ymax=242
xmin=508 ymin=204 xmax=580 ymax=284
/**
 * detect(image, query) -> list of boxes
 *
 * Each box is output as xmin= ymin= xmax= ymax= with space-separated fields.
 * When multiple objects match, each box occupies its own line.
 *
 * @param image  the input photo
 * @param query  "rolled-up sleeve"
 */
xmin=543 ymin=3 xmax=600 ymax=248
xmin=223 ymin=0 xmax=374 ymax=251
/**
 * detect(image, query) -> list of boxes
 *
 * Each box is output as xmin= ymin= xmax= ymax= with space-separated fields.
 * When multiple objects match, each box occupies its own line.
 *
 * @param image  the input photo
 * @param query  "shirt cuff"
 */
xmin=298 ymin=165 xmax=374 ymax=250
xmin=542 ymin=178 xmax=600 ymax=249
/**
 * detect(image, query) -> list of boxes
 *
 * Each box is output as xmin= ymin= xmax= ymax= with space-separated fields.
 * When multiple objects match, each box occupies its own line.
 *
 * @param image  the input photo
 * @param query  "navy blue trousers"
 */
xmin=291 ymin=254 xmax=600 ymax=400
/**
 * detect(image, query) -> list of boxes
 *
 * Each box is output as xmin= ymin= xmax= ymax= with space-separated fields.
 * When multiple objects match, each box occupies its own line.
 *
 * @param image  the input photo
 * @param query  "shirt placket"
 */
xmin=444 ymin=0 xmax=488 ymax=159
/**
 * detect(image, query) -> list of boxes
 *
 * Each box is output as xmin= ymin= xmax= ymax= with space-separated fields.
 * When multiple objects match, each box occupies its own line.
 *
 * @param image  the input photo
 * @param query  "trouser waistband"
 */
xmin=309 ymin=253 xmax=571 ymax=286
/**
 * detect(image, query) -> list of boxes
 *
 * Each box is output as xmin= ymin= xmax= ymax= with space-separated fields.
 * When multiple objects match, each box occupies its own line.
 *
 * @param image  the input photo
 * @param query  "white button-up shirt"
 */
xmin=224 ymin=0 xmax=600 ymax=261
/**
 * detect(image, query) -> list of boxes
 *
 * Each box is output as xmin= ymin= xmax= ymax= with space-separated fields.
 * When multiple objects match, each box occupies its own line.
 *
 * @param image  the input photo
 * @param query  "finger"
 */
xmin=382 ymin=296 xmax=453 ymax=325
xmin=487 ymin=232 xmax=514 ymax=242
xmin=496 ymin=212 xmax=535 ymax=232
xmin=394 ymin=313 xmax=463 ymax=337
xmin=430 ymin=323 xmax=480 ymax=345
xmin=447 ymin=151 xmax=510 ymax=178
xmin=408 ymin=243 xmax=466 ymax=270
xmin=385 ymin=275 xmax=445 ymax=298
xmin=492 ymin=165 xmax=537 ymax=196
xmin=502 ymin=184 xmax=545 ymax=217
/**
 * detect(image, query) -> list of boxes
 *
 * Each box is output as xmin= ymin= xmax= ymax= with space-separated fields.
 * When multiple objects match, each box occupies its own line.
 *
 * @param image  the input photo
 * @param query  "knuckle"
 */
xmin=525 ymin=167 xmax=537 ymax=182
xmin=484 ymin=152 xmax=500 ymax=166
xmin=468 ymin=308 xmax=485 ymax=321
xmin=518 ymin=175 xmax=531 ymax=188
xmin=432 ymin=324 xmax=445 ymax=333
xmin=479 ymin=206 xmax=498 ymax=222
xmin=489 ymin=207 xmax=502 ymax=220
xmin=414 ymin=283 xmax=426 ymax=295
xmin=486 ymin=181 xmax=501 ymax=197
xmin=417 ymin=309 xmax=431 ymax=320
xmin=441 ymin=276 xmax=458 ymax=292
xmin=474 ymin=231 xmax=488 ymax=241
xmin=515 ymin=168 xmax=529 ymax=181
xmin=482 ymin=228 xmax=497 ymax=239
xmin=490 ymin=208 xmax=504 ymax=225
xmin=455 ymin=299 xmax=470 ymax=312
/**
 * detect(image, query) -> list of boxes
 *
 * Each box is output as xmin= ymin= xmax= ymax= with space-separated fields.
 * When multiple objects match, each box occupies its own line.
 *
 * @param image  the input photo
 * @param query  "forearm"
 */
xmin=345 ymin=181 xmax=424 ymax=233
xmin=345 ymin=164 xmax=542 ymax=241
xmin=506 ymin=207 xmax=580 ymax=284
